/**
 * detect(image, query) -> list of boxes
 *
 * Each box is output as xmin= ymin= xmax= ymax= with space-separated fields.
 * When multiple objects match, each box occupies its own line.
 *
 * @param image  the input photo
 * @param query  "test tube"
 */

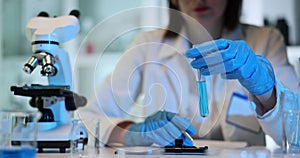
xmin=95 ymin=120 xmax=100 ymax=154
xmin=197 ymin=69 xmax=209 ymax=117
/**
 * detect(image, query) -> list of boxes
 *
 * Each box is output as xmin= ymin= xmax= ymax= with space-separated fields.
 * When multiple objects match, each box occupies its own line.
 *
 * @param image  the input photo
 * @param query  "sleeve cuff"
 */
xmin=251 ymin=81 xmax=289 ymax=145
xmin=251 ymin=80 xmax=283 ymax=120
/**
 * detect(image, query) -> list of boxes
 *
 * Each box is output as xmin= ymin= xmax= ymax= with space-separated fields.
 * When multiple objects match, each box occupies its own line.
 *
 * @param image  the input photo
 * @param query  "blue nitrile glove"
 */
xmin=124 ymin=111 xmax=196 ymax=146
xmin=185 ymin=39 xmax=275 ymax=96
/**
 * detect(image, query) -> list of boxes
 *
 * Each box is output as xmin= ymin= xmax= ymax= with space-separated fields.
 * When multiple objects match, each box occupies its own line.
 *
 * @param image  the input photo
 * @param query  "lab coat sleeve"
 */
xmin=91 ymin=32 xmax=152 ymax=118
xmin=90 ymin=30 xmax=169 ymax=119
xmin=262 ymin=27 xmax=298 ymax=90
xmin=79 ymin=71 xmax=140 ymax=146
xmin=77 ymin=106 xmax=126 ymax=146
xmin=220 ymin=25 xmax=299 ymax=145
xmin=255 ymin=81 xmax=290 ymax=146
xmin=77 ymin=32 xmax=156 ymax=146
xmin=246 ymin=26 xmax=298 ymax=89
xmin=249 ymin=27 xmax=299 ymax=146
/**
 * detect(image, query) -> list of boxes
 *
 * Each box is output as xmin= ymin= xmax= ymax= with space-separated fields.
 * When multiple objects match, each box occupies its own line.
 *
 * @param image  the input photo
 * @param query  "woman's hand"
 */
xmin=123 ymin=111 xmax=196 ymax=146
xmin=185 ymin=39 xmax=275 ymax=96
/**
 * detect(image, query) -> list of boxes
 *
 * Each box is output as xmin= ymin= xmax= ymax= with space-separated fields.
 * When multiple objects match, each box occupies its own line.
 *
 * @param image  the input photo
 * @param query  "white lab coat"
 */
xmin=82 ymin=24 xmax=299 ymax=146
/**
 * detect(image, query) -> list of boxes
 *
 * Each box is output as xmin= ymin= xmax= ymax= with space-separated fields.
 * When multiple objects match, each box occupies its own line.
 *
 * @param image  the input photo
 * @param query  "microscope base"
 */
xmin=12 ymin=122 xmax=88 ymax=153
xmin=37 ymin=122 xmax=88 ymax=153
xmin=37 ymin=139 xmax=88 ymax=153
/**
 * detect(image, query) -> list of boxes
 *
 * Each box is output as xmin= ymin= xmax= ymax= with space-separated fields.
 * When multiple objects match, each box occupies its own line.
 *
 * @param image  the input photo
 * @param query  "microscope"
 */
xmin=10 ymin=10 xmax=88 ymax=153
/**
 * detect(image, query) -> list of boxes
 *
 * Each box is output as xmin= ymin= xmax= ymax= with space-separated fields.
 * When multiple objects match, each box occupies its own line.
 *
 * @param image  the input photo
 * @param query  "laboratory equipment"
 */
xmin=71 ymin=118 xmax=101 ymax=157
xmin=164 ymin=139 xmax=208 ymax=154
xmin=10 ymin=10 xmax=88 ymax=153
xmin=197 ymin=67 xmax=209 ymax=117
xmin=95 ymin=120 xmax=101 ymax=154
xmin=0 ymin=110 xmax=39 ymax=158
xmin=190 ymin=45 xmax=209 ymax=118
xmin=181 ymin=130 xmax=194 ymax=143
xmin=281 ymin=89 xmax=300 ymax=154
xmin=124 ymin=110 xmax=196 ymax=146
xmin=115 ymin=146 xmax=159 ymax=155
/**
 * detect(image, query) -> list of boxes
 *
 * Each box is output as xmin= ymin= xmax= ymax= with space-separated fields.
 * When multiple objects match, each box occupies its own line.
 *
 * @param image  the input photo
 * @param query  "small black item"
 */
xmin=10 ymin=84 xmax=87 ymax=111
xmin=164 ymin=139 xmax=208 ymax=154
xmin=175 ymin=139 xmax=183 ymax=147
xmin=69 ymin=10 xmax=80 ymax=19
xmin=37 ymin=11 xmax=49 ymax=17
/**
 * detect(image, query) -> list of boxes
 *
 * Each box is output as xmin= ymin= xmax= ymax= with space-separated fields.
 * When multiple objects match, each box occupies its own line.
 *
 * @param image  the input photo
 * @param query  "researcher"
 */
xmin=81 ymin=0 xmax=299 ymax=147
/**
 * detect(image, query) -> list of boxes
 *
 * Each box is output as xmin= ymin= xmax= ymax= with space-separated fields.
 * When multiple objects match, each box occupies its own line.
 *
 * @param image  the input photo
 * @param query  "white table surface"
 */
xmin=36 ymin=140 xmax=297 ymax=158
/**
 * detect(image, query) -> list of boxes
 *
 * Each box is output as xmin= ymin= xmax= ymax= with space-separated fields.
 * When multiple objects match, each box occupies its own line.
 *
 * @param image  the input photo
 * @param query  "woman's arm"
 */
xmin=253 ymin=87 xmax=277 ymax=116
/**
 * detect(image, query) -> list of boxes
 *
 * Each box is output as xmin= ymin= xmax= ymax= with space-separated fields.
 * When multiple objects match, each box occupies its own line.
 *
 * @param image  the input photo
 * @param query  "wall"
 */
xmin=2 ymin=0 xmax=22 ymax=56
xmin=0 ymin=0 xmax=2 ymax=62
xmin=240 ymin=0 xmax=264 ymax=26
xmin=75 ymin=0 xmax=168 ymax=102
xmin=263 ymin=0 xmax=298 ymax=45
xmin=287 ymin=46 xmax=300 ymax=79
xmin=242 ymin=0 xmax=299 ymax=45
xmin=1 ymin=0 xmax=300 ymax=107
xmin=0 ymin=0 xmax=168 ymax=108
xmin=296 ymin=0 xmax=300 ymax=44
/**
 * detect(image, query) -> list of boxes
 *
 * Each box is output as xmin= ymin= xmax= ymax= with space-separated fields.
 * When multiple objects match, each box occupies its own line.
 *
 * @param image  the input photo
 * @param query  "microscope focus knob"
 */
xmin=39 ymin=108 xmax=54 ymax=122
xmin=42 ymin=65 xmax=57 ymax=76
xmin=29 ymin=96 xmax=44 ymax=110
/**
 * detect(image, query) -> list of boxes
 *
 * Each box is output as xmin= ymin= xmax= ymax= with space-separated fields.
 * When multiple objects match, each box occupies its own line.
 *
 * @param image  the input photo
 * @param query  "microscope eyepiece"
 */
xmin=69 ymin=10 xmax=80 ymax=19
xmin=37 ymin=11 xmax=49 ymax=17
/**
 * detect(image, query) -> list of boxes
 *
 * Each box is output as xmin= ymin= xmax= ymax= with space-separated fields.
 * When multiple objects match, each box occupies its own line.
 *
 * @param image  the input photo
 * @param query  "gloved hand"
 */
xmin=185 ymin=39 xmax=275 ymax=96
xmin=124 ymin=111 xmax=196 ymax=146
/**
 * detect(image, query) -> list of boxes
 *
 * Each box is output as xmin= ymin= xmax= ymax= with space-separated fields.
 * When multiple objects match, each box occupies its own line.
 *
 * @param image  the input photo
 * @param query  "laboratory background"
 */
xmin=1 ymin=0 xmax=300 ymax=150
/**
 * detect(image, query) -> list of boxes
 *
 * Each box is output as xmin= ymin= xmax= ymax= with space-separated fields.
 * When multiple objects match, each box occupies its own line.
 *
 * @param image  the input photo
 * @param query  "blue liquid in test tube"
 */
xmin=197 ymin=69 xmax=209 ymax=117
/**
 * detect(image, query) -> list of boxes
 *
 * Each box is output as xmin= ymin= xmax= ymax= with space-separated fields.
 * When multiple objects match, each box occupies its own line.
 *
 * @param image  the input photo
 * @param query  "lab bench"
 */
xmin=36 ymin=140 xmax=293 ymax=158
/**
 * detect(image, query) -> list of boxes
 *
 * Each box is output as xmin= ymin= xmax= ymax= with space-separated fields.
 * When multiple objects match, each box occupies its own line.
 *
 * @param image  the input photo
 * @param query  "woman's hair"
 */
xmin=164 ymin=0 xmax=243 ymax=38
